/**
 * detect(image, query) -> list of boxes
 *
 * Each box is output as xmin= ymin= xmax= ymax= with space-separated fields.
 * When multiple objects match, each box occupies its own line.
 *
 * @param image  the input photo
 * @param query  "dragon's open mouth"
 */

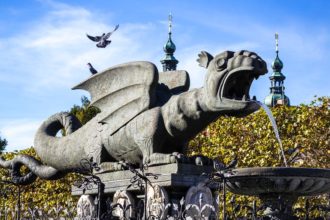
xmin=222 ymin=68 xmax=259 ymax=102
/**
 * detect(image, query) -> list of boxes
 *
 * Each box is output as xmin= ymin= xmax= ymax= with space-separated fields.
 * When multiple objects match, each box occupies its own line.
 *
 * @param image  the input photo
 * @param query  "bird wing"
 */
xmin=86 ymin=34 xmax=101 ymax=42
xmin=104 ymin=24 xmax=119 ymax=39
xmin=113 ymin=24 xmax=119 ymax=32
xmin=72 ymin=61 xmax=158 ymax=135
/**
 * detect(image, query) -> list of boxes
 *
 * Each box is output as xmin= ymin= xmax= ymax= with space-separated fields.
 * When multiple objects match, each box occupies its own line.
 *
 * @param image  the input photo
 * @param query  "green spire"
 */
xmin=270 ymin=52 xmax=285 ymax=80
xmin=272 ymin=52 xmax=283 ymax=72
xmin=264 ymin=33 xmax=290 ymax=107
xmin=271 ymin=33 xmax=284 ymax=76
xmin=160 ymin=13 xmax=179 ymax=71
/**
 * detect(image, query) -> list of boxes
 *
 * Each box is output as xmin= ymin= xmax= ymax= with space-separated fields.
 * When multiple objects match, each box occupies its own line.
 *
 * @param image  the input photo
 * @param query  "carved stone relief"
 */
xmin=77 ymin=195 xmax=96 ymax=219
xmin=147 ymin=184 xmax=170 ymax=220
xmin=112 ymin=190 xmax=136 ymax=219
xmin=185 ymin=183 xmax=215 ymax=219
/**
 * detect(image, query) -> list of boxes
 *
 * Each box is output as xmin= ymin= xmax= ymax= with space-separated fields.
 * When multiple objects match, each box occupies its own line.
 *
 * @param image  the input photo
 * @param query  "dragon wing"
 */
xmin=158 ymin=70 xmax=190 ymax=94
xmin=73 ymin=61 xmax=158 ymax=135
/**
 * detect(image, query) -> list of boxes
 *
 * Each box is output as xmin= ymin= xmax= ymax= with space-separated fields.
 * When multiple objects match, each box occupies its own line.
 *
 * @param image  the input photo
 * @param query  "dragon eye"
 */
xmin=216 ymin=58 xmax=226 ymax=70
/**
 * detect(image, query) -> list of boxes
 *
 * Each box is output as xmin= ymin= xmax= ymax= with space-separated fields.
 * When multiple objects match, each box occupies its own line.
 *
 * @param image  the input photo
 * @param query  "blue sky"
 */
xmin=0 ymin=0 xmax=329 ymax=151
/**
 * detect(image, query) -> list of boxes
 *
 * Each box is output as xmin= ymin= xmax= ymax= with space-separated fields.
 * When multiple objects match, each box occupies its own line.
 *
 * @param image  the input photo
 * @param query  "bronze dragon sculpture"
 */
xmin=0 ymin=50 xmax=267 ymax=185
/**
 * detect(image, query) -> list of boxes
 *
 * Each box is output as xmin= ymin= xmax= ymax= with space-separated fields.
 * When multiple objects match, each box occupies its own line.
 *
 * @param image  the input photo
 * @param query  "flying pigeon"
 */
xmin=87 ymin=63 xmax=98 ymax=75
xmin=86 ymin=24 xmax=119 ymax=48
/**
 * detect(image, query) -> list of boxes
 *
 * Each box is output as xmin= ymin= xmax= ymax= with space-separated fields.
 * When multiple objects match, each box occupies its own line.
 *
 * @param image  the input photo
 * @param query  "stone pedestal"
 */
xmin=73 ymin=163 xmax=219 ymax=219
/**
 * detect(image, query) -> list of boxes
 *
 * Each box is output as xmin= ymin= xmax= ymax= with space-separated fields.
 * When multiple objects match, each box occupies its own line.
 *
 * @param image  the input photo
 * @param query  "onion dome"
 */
xmin=160 ymin=14 xmax=179 ymax=71
xmin=264 ymin=33 xmax=290 ymax=107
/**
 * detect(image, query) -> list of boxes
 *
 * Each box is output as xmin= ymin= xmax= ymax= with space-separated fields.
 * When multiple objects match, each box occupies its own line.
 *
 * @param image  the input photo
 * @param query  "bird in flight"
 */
xmin=86 ymin=24 xmax=119 ymax=48
xmin=87 ymin=63 xmax=98 ymax=75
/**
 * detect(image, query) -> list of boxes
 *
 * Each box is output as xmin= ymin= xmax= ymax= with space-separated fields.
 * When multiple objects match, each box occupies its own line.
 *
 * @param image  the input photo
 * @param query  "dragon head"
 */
xmin=198 ymin=50 xmax=267 ymax=116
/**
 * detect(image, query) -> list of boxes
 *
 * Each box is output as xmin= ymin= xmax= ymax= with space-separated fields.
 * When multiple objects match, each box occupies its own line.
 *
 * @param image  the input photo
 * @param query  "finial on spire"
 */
xmin=265 ymin=32 xmax=290 ymax=107
xmin=161 ymin=13 xmax=178 ymax=71
xmin=275 ymin=32 xmax=279 ymax=53
xmin=168 ymin=13 xmax=173 ymax=34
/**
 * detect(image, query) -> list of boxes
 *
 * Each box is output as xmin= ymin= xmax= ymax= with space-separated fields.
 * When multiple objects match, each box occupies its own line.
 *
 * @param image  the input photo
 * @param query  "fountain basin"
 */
xmin=225 ymin=167 xmax=330 ymax=197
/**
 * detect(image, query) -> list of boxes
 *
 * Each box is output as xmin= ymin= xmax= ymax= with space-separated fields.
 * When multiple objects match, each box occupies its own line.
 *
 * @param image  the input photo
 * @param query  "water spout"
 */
xmin=253 ymin=101 xmax=288 ymax=167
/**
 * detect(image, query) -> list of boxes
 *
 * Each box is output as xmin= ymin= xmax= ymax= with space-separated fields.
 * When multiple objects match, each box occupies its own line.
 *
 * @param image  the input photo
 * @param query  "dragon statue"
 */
xmin=0 ymin=50 xmax=267 ymax=185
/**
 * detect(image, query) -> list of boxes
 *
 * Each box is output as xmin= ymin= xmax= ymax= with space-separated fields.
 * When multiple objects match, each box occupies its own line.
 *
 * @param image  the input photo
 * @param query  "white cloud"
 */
xmin=0 ymin=2 xmax=159 ymax=94
xmin=0 ymin=119 xmax=41 ymax=152
xmin=0 ymin=1 xmax=163 ymax=151
xmin=1 ymin=0 xmax=329 ymax=153
xmin=1 ymin=0 xmax=326 ymax=101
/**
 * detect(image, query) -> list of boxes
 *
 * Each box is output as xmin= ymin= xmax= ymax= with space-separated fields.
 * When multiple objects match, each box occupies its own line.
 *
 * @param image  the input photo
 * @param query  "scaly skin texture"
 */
xmin=0 ymin=50 xmax=267 ymax=184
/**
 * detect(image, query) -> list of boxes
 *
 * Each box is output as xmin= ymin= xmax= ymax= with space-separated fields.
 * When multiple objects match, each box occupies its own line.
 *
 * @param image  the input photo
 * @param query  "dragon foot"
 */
xmin=95 ymin=161 xmax=126 ymax=174
xmin=88 ymin=154 xmax=215 ymax=174
xmin=89 ymin=154 xmax=214 ymax=174
xmin=145 ymin=152 xmax=184 ymax=166
xmin=146 ymin=153 xmax=213 ymax=167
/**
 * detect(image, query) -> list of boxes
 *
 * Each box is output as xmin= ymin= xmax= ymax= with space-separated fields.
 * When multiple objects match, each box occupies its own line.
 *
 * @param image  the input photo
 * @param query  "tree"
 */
xmin=69 ymin=96 xmax=100 ymax=125
xmin=0 ymin=96 xmax=328 ymax=217
xmin=0 ymin=135 xmax=7 ymax=152
xmin=0 ymin=148 xmax=78 ymax=215
xmin=0 ymin=97 xmax=100 ymax=214
xmin=189 ymin=96 xmax=330 ymax=168
xmin=188 ymin=96 xmax=330 ymax=217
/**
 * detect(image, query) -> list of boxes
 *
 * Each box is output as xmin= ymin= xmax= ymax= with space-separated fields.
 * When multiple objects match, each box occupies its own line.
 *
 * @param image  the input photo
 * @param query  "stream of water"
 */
xmin=253 ymin=101 xmax=288 ymax=167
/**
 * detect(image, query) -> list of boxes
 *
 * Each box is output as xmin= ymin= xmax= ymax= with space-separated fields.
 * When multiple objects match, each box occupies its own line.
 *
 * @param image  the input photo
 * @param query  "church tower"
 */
xmin=160 ymin=14 xmax=179 ymax=71
xmin=264 ymin=33 xmax=290 ymax=107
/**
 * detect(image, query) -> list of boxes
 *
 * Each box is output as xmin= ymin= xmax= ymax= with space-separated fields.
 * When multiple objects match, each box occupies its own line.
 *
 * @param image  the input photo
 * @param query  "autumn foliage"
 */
xmin=0 ymin=147 xmax=78 ymax=212
xmin=188 ymin=96 xmax=330 ymax=216
xmin=0 ymin=96 xmax=329 ymax=214
xmin=189 ymin=96 xmax=330 ymax=169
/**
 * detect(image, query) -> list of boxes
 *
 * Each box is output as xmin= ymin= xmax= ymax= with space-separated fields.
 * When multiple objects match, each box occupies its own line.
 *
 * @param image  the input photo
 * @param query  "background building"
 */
xmin=265 ymin=33 xmax=290 ymax=107
xmin=160 ymin=14 xmax=179 ymax=71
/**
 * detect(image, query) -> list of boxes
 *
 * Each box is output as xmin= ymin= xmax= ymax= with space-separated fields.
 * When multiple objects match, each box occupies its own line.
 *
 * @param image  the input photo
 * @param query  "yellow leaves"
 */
xmin=303 ymin=130 xmax=310 ymax=136
xmin=188 ymin=96 xmax=330 ymax=169
xmin=0 ymin=147 xmax=78 ymax=212
xmin=188 ymin=97 xmax=330 ymax=217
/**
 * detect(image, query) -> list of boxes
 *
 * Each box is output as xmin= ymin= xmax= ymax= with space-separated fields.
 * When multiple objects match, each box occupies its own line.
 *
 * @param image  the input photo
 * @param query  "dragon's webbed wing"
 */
xmin=158 ymin=70 xmax=190 ymax=94
xmin=155 ymin=70 xmax=190 ymax=106
xmin=73 ymin=61 xmax=158 ymax=135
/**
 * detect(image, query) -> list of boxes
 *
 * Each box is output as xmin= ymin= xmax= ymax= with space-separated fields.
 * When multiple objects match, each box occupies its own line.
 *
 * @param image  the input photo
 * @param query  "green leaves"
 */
xmin=0 ymin=135 xmax=7 ymax=152
xmin=0 ymin=147 xmax=78 ymax=212
xmin=69 ymin=96 xmax=100 ymax=125
xmin=189 ymin=96 xmax=330 ymax=168
xmin=188 ymin=96 xmax=330 ymax=217
xmin=0 ymin=97 xmax=328 ymax=215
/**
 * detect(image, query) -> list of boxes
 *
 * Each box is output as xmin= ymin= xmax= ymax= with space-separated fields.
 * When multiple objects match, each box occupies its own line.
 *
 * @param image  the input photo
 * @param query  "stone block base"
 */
xmin=73 ymin=163 xmax=219 ymax=219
